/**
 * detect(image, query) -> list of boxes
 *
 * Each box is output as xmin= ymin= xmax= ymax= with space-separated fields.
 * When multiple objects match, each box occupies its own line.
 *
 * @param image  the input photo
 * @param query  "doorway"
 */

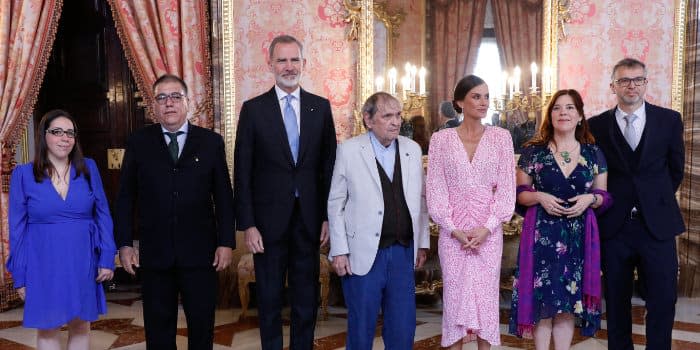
xmin=34 ymin=0 xmax=147 ymax=206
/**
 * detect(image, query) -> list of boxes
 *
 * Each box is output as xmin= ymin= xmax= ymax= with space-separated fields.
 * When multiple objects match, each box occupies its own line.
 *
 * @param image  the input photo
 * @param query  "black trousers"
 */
xmin=602 ymin=217 xmax=678 ymax=350
xmin=254 ymin=200 xmax=320 ymax=350
xmin=141 ymin=266 xmax=217 ymax=350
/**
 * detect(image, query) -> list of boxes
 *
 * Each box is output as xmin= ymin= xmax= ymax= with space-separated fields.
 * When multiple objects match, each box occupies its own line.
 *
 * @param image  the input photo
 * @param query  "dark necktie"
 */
xmin=165 ymin=131 xmax=184 ymax=161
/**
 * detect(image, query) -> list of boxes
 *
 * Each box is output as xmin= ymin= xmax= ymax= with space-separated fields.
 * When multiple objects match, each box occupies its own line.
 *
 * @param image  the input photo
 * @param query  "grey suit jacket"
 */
xmin=328 ymin=133 xmax=430 ymax=276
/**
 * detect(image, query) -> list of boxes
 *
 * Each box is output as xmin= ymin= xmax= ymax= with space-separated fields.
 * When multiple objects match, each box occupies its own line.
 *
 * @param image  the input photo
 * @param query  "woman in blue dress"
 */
xmin=7 ymin=109 xmax=116 ymax=349
xmin=509 ymin=90 xmax=611 ymax=350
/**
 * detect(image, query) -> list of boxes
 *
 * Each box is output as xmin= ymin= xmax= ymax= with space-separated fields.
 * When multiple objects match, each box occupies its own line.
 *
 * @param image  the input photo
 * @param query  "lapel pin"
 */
xmin=310 ymin=108 xmax=315 ymax=112
xmin=195 ymin=157 xmax=199 ymax=162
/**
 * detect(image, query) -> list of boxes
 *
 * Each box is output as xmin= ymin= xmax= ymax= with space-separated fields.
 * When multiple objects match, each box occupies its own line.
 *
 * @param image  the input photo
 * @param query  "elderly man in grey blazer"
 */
xmin=328 ymin=92 xmax=430 ymax=349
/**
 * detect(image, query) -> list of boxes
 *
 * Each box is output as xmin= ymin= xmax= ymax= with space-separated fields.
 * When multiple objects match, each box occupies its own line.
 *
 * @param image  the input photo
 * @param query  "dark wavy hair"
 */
xmin=452 ymin=75 xmax=486 ymax=114
xmin=525 ymin=89 xmax=595 ymax=147
xmin=33 ymin=109 xmax=90 ymax=183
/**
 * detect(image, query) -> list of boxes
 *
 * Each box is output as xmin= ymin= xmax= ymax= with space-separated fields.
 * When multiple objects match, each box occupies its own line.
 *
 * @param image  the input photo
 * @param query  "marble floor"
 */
xmin=0 ymin=290 xmax=699 ymax=349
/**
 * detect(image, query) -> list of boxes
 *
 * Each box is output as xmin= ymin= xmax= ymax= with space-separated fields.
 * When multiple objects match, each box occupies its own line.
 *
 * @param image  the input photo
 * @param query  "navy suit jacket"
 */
xmin=114 ymin=123 xmax=235 ymax=269
xmin=588 ymin=102 xmax=685 ymax=240
xmin=234 ymin=87 xmax=336 ymax=242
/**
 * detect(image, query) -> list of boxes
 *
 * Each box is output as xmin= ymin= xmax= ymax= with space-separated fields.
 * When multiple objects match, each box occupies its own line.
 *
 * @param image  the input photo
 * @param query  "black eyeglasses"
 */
xmin=613 ymin=77 xmax=647 ymax=87
xmin=46 ymin=128 xmax=77 ymax=138
xmin=155 ymin=92 xmax=186 ymax=105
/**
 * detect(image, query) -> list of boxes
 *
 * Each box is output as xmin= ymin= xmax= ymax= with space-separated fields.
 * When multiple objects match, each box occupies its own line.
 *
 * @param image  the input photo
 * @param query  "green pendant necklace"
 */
xmin=553 ymin=142 xmax=579 ymax=167
xmin=559 ymin=151 xmax=572 ymax=164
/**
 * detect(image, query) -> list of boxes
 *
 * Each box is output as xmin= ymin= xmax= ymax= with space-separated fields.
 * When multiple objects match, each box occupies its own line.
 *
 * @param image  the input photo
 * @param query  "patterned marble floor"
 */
xmin=0 ymin=291 xmax=699 ymax=349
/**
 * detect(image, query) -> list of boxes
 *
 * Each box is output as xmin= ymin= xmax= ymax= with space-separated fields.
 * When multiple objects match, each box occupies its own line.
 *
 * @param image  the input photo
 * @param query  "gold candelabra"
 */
xmin=401 ymin=91 xmax=427 ymax=118
xmin=492 ymin=88 xmax=552 ymax=124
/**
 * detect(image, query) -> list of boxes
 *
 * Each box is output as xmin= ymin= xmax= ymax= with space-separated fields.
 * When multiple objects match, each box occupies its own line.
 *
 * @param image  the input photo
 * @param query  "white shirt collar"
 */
xmin=615 ymin=101 xmax=646 ymax=121
xmin=161 ymin=121 xmax=189 ymax=134
xmin=275 ymin=85 xmax=301 ymax=101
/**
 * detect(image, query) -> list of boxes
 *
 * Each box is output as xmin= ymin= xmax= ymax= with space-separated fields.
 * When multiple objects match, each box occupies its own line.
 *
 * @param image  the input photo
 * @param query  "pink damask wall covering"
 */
xmin=233 ymin=0 xmax=356 ymax=140
xmin=558 ymin=0 xmax=675 ymax=117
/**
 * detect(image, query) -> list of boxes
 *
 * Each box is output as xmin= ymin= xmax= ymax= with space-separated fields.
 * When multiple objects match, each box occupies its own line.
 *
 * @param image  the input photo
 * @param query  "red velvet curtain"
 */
xmin=492 ymin=0 xmax=543 ymax=90
xmin=0 ymin=0 xmax=62 ymax=307
xmin=108 ymin=0 xmax=213 ymax=128
xmin=430 ymin=0 xmax=487 ymax=127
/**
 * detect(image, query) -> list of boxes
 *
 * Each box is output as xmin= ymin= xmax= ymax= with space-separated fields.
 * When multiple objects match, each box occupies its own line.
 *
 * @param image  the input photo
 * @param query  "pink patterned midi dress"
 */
xmin=426 ymin=127 xmax=516 ymax=346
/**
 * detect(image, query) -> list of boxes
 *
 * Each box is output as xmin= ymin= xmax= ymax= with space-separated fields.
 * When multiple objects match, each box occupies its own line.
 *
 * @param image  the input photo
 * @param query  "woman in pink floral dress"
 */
xmin=426 ymin=75 xmax=516 ymax=349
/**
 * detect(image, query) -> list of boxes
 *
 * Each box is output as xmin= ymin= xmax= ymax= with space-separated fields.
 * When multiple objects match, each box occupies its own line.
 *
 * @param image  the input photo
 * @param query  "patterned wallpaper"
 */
xmin=233 ymin=0 xmax=356 ymax=140
xmin=557 ymin=0 xmax=675 ymax=117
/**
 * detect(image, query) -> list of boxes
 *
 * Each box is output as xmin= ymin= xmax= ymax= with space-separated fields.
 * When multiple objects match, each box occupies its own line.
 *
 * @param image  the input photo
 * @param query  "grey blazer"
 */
xmin=328 ymin=133 xmax=430 ymax=276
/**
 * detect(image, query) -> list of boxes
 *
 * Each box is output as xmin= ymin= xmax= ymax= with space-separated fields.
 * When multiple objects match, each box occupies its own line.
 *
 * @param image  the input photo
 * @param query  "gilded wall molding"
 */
xmin=542 ymin=0 xmax=562 ymax=101
xmin=221 ymin=0 xmax=236 ymax=179
xmin=344 ymin=0 xmax=374 ymax=112
xmin=672 ymin=0 xmax=688 ymax=113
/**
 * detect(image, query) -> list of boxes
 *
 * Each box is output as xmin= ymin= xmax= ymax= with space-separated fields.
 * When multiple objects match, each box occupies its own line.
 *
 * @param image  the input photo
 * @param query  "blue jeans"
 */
xmin=341 ymin=243 xmax=416 ymax=349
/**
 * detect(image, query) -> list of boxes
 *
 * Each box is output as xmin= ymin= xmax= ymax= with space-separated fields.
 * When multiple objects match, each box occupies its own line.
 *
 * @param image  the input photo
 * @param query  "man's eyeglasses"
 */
xmin=613 ymin=77 xmax=647 ymax=87
xmin=46 ymin=128 xmax=77 ymax=138
xmin=155 ymin=92 xmax=186 ymax=105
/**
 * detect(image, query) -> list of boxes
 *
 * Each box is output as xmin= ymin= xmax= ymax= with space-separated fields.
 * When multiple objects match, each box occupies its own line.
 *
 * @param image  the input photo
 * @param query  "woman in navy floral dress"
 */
xmin=509 ymin=90 xmax=611 ymax=350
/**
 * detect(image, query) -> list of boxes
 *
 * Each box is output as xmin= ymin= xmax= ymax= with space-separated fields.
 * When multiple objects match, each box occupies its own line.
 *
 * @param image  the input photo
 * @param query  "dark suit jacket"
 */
xmin=114 ymin=123 xmax=235 ymax=269
xmin=588 ymin=102 xmax=685 ymax=240
xmin=234 ymin=87 xmax=336 ymax=242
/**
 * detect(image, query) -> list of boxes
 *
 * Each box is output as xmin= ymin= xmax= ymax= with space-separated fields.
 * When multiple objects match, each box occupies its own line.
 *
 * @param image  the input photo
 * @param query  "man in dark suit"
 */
xmin=234 ymin=34 xmax=336 ymax=350
xmin=589 ymin=58 xmax=685 ymax=350
xmin=115 ymin=74 xmax=235 ymax=349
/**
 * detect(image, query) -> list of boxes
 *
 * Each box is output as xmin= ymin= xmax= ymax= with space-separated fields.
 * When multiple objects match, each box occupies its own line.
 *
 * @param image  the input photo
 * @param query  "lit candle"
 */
xmin=502 ymin=70 xmax=509 ymax=96
xmin=388 ymin=67 xmax=397 ymax=95
xmin=410 ymin=65 xmax=418 ymax=92
xmin=508 ymin=77 xmax=514 ymax=98
xmin=375 ymin=76 xmax=385 ymax=92
xmin=418 ymin=67 xmax=426 ymax=95
xmin=513 ymin=66 xmax=521 ymax=93
xmin=530 ymin=62 xmax=538 ymax=90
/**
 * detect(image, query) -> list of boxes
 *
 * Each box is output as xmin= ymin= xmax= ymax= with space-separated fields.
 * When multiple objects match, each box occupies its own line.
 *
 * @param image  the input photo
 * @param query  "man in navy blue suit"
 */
xmin=234 ymin=35 xmax=336 ymax=350
xmin=588 ymin=58 xmax=685 ymax=350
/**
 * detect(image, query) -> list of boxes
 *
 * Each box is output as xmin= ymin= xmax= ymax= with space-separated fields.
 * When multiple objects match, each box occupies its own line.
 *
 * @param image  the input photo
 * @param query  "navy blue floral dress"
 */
xmin=509 ymin=143 xmax=606 ymax=335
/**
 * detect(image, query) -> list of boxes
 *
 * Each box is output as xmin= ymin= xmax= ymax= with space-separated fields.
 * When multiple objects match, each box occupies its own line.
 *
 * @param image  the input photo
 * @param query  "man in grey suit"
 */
xmin=328 ymin=92 xmax=430 ymax=349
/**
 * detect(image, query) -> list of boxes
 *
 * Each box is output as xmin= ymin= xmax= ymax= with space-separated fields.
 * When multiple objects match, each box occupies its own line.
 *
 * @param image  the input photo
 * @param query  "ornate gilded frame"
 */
xmin=672 ymin=0 xmax=687 ymax=113
xmin=221 ymin=0 xmax=236 ymax=178
xmin=373 ymin=1 xmax=405 ymax=69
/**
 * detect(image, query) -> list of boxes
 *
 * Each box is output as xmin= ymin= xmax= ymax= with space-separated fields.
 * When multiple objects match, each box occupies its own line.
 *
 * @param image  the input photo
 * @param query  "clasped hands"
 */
xmin=538 ymin=192 xmax=595 ymax=218
xmin=451 ymin=227 xmax=490 ymax=250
